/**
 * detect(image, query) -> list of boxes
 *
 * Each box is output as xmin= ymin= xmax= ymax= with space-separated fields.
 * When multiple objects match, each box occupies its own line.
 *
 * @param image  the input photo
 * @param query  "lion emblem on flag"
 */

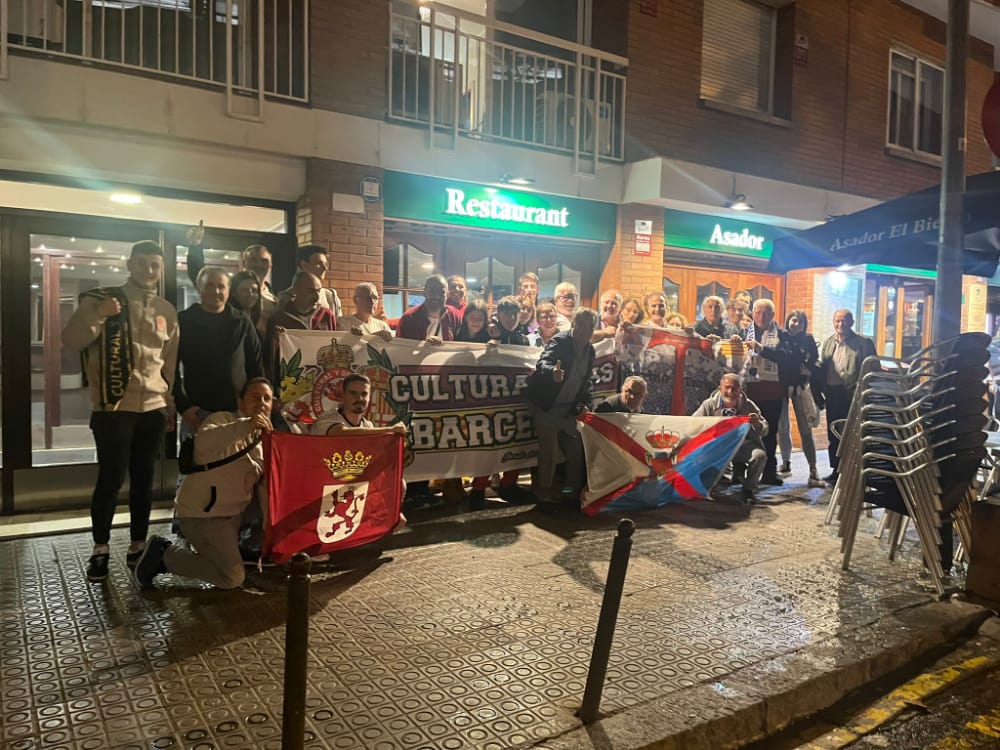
xmin=317 ymin=449 xmax=373 ymax=542
xmin=318 ymin=482 xmax=370 ymax=543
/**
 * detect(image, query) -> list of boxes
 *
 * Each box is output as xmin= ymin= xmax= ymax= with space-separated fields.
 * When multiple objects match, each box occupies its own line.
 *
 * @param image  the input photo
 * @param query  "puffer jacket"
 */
xmin=174 ymin=411 xmax=265 ymax=519
xmin=62 ymin=279 xmax=179 ymax=412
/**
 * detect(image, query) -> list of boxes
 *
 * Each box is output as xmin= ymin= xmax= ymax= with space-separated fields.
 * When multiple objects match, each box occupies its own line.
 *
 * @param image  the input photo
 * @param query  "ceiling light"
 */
xmin=96 ymin=246 xmax=104 ymax=253
xmin=110 ymin=192 xmax=142 ymax=205
xmin=500 ymin=173 xmax=535 ymax=186
xmin=421 ymin=262 xmax=434 ymax=270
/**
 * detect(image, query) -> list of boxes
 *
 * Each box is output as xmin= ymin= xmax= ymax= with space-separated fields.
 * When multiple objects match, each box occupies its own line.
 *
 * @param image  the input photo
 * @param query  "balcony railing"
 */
xmin=1 ymin=0 xmax=308 ymax=104
xmin=389 ymin=1 xmax=628 ymax=164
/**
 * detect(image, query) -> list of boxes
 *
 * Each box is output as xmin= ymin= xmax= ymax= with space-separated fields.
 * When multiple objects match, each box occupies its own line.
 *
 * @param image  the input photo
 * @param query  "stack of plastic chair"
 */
xmin=830 ymin=333 xmax=989 ymax=596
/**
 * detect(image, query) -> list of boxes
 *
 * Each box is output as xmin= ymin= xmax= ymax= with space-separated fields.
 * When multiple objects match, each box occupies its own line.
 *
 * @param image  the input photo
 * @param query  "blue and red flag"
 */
xmin=578 ymin=412 xmax=750 ymax=515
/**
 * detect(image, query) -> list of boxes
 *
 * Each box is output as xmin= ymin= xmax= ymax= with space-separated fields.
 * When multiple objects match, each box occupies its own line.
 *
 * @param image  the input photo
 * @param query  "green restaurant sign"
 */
xmin=383 ymin=171 xmax=616 ymax=242
xmin=663 ymin=208 xmax=792 ymax=259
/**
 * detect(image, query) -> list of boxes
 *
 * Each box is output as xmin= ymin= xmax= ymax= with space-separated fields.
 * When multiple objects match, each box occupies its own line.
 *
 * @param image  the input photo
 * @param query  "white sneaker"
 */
xmin=807 ymin=471 xmax=825 ymax=488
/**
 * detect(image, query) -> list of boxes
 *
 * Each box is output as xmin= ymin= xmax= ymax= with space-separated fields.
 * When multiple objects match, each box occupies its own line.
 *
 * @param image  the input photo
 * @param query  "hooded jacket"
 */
xmin=62 ymin=279 xmax=179 ymax=413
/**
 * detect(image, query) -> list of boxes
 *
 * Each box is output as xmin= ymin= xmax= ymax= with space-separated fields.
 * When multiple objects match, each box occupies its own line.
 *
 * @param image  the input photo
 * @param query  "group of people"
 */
xmin=62 ymin=234 xmax=878 ymax=588
xmin=62 ymin=238 xmax=401 ymax=589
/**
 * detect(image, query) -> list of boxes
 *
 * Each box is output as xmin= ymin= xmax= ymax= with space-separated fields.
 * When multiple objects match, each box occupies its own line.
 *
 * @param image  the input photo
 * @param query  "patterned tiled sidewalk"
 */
xmin=0 ymin=479 xmax=971 ymax=750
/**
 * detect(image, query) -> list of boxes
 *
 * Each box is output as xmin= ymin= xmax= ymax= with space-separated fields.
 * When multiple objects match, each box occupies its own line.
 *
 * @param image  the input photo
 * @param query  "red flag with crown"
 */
xmin=263 ymin=431 xmax=404 ymax=563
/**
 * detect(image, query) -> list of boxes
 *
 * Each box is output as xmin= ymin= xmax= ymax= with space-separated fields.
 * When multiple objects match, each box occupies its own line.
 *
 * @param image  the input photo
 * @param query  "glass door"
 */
xmin=2 ymin=214 xmax=294 ymax=513
xmin=30 ymin=233 xmax=141 ymax=466
xmin=2 ymin=214 xmax=163 ymax=511
xmin=869 ymin=276 xmax=934 ymax=359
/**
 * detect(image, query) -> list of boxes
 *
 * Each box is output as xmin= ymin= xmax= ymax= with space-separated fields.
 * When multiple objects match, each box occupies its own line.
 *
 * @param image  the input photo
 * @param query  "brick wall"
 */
xmin=296 ymin=159 xmax=385 ymax=308
xmin=599 ymin=205 xmax=664 ymax=300
xmin=311 ymin=0 xmax=388 ymax=119
xmin=624 ymin=0 xmax=996 ymax=200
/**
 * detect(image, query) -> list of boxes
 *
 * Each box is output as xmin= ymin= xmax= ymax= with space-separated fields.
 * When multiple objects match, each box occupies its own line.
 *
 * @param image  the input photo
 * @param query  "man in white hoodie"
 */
xmin=134 ymin=378 xmax=273 ymax=589
xmin=62 ymin=241 xmax=179 ymax=583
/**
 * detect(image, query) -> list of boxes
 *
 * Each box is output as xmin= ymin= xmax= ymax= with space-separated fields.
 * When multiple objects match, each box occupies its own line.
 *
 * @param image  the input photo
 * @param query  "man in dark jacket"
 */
xmin=175 ymin=266 xmax=263 ymax=438
xmin=818 ymin=309 xmax=878 ymax=484
xmin=694 ymin=296 xmax=740 ymax=340
xmin=596 ymin=376 xmax=647 ymax=414
xmin=525 ymin=307 xmax=597 ymax=504
xmin=489 ymin=295 xmax=531 ymax=346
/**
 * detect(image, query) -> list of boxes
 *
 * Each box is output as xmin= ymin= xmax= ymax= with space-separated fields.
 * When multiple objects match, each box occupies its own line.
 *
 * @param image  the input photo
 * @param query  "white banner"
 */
xmin=277 ymin=331 xmax=618 ymax=480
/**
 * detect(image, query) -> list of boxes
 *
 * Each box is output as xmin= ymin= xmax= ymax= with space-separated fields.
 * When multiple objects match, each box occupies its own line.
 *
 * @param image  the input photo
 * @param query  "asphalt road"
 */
xmin=855 ymin=661 xmax=1000 ymax=750
xmin=742 ymin=619 xmax=1000 ymax=750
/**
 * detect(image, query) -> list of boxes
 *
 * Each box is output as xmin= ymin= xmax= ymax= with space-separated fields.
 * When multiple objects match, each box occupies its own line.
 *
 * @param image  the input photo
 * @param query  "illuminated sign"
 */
xmin=384 ymin=171 xmax=616 ymax=242
xmin=664 ymin=208 xmax=792 ymax=259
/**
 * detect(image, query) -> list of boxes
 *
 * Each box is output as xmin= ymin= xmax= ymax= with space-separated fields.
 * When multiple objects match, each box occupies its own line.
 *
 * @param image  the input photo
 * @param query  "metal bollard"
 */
xmin=282 ymin=552 xmax=312 ymax=750
xmin=579 ymin=518 xmax=635 ymax=724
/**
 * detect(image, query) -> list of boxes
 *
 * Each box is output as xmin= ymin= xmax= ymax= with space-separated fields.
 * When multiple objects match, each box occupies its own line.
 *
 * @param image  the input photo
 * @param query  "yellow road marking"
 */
xmin=965 ymin=706 xmax=1000 ymax=739
xmin=926 ymin=708 xmax=1000 ymax=750
xmin=927 ymin=738 xmax=976 ymax=750
xmin=793 ymin=656 xmax=997 ymax=750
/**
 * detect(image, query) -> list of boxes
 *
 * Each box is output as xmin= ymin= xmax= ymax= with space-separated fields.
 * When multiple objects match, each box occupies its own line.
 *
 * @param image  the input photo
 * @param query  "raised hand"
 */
xmin=250 ymin=412 xmax=273 ymax=433
xmin=186 ymin=219 xmax=205 ymax=246
xmin=97 ymin=297 xmax=121 ymax=318
xmin=553 ymin=360 xmax=564 ymax=384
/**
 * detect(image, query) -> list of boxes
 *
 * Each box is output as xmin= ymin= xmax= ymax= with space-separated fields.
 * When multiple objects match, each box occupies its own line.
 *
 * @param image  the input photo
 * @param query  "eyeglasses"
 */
xmin=558 ymin=294 xmax=578 ymax=301
xmin=538 ymin=312 xmax=557 ymax=320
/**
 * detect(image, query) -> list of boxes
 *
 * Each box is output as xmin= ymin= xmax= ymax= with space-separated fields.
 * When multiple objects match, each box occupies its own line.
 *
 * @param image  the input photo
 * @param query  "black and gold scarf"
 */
xmin=80 ymin=287 xmax=133 ymax=408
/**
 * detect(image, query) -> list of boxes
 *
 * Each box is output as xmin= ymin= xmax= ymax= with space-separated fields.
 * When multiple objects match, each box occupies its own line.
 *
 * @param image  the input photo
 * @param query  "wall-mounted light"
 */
xmin=726 ymin=194 xmax=753 ymax=211
xmin=110 ymin=192 xmax=142 ymax=205
xmin=500 ymin=173 xmax=535 ymax=186
xmin=724 ymin=175 xmax=752 ymax=211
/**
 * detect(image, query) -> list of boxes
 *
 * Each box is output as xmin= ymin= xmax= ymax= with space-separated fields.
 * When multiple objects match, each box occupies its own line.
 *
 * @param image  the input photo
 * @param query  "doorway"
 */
xmin=864 ymin=275 xmax=934 ymax=359
xmin=2 ymin=212 xmax=293 ymax=513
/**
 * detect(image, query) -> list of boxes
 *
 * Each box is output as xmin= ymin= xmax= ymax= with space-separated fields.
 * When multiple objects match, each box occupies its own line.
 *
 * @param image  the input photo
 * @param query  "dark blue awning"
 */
xmin=768 ymin=170 xmax=1000 ymax=277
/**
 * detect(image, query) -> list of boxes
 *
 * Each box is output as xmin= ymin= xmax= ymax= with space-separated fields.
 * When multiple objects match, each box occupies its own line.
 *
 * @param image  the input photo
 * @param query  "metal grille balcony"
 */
xmin=388 ymin=1 xmax=627 ymax=165
xmin=1 ymin=0 xmax=308 ymax=103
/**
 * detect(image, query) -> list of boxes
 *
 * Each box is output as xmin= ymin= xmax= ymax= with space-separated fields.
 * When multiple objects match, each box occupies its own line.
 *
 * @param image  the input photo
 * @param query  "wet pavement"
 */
xmin=0 ymin=473 xmax=986 ymax=750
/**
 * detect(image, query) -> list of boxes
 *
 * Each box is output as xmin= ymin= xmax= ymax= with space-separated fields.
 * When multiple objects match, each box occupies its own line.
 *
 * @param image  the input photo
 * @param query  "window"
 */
xmin=383 ymin=243 xmax=437 ymax=319
xmin=465 ymin=257 xmax=515 ymax=308
xmin=537 ymin=262 xmax=581 ymax=302
xmin=700 ymin=0 xmax=794 ymax=120
xmin=887 ymin=50 xmax=944 ymax=158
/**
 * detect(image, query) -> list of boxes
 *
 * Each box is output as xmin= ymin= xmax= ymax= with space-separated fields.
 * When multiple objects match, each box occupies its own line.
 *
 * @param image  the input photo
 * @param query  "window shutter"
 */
xmin=700 ymin=0 xmax=773 ymax=112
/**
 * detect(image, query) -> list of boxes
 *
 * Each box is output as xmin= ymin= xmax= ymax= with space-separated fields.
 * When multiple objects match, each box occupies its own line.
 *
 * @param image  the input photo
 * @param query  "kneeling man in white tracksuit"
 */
xmin=134 ymin=377 xmax=273 ymax=589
